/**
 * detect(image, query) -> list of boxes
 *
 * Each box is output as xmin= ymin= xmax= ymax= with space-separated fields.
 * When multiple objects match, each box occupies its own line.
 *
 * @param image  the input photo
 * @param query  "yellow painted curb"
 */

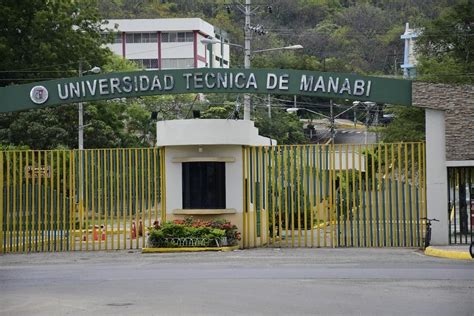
xmin=424 ymin=246 xmax=473 ymax=261
xmin=142 ymin=245 xmax=240 ymax=253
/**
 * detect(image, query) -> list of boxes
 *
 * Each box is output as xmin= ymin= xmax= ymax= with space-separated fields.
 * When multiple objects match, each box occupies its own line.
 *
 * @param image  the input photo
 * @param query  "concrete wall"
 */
xmin=156 ymin=119 xmax=275 ymax=147
xmin=164 ymin=145 xmax=243 ymax=213
xmin=413 ymin=81 xmax=474 ymax=161
xmin=413 ymin=81 xmax=473 ymax=245
xmin=425 ymin=109 xmax=449 ymax=244
xmin=157 ymin=120 xmax=275 ymax=248
xmin=163 ymin=145 xmax=245 ymax=247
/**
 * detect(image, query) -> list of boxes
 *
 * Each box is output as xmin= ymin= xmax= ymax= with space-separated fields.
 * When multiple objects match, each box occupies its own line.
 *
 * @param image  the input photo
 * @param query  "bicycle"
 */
xmin=421 ymin=217 xmax=439 ymax=249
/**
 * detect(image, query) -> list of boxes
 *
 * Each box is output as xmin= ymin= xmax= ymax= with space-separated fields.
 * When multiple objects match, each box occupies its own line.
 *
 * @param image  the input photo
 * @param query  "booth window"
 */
xmin=182 ymin=162 xmax=226 ymax=209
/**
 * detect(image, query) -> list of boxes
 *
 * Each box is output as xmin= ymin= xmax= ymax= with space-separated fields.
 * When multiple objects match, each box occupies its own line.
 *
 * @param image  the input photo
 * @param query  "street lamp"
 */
xmin=201 ymin=38 xmax=303 ymax=52
xmin=77 ymin=63 xmax=100 ymax=229
xmin=253 ymin=45 xmax=303 ymax=53
xmin=200 ymin=38 xmax=303 ymax=121
xmin=78 ymin=64 xmax=101 ymax=150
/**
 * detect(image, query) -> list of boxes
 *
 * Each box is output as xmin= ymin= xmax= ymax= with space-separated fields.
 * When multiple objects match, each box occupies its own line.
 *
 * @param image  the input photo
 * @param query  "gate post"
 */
xmin=0 ymin=152 xmax=3 ymax=253
xmin=425 ymin=109 xmax=449 ymax=245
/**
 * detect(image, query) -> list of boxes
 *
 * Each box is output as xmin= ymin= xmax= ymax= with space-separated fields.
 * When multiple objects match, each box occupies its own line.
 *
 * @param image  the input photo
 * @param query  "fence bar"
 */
xmin=312 ymin=146 xmax=316 ymax=247
xmin=12 ymin=152 xmax=17 ymax=252
xmin=269 ymin=147 xmax=275 ymax=245
xmin=0 ymin=152 xmax=3 ymax=253
xmin=242 ymin=147 xmax=247 ymax=248
xmin=147 ymin=149 xmax=151 ymax=245
xmin=376 ymin=144 xmax=382 ymax=247
xmin=383 ymin=144 xmax=388 ymax=247
xmin=259 ymin=147 xmax=264 ymax=247
xmin=265 ymin=147 xmax=271 ymax=246
xmin=277 ymin=147 xmax=283 ymax=247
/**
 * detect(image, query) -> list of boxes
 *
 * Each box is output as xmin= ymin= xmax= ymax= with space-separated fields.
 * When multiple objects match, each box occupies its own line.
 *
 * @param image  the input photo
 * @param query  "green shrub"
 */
xmin=147 ymin=217 xmax=240 ymax=248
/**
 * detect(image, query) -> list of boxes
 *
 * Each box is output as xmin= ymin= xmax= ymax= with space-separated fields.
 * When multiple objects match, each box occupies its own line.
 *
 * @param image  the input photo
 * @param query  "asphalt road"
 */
xmin=334 ymin=129 xmax=377 ymax=144
xmin=311 ymin=126 xmax=376 ymax=144
xmin=1 ymin=248 xmax=473 ymax=315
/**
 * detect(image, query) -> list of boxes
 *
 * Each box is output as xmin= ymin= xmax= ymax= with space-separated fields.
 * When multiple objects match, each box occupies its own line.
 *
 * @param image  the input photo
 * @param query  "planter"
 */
xmin=217 ymin=237 xmax=228 ymax=247
xmin=142 ymin=245 xmax=239 ymax=253
xmin=147 ymin=217 xmax=241 ymax=250
xmin=148 ymin=237 xmax=215 ymax=248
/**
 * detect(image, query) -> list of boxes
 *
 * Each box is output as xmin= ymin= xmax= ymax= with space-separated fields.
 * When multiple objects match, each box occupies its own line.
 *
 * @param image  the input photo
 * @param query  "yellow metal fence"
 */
xmin=242 ymin=143 xmax=426 ymax=248
xmin=2 ymin=143 xmax=426 ymax=252
xmin=1 ymin=148 xmax=165 ymax=253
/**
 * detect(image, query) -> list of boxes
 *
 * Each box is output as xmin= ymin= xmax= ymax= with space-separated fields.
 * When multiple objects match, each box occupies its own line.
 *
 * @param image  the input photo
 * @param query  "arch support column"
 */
xmin=425 ymin=108 xmax=449 ymax=245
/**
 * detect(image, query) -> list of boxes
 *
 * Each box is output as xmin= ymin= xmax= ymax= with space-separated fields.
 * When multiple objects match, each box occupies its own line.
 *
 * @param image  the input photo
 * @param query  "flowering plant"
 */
xmin=148 ymin=217 xmax=240 ymax=248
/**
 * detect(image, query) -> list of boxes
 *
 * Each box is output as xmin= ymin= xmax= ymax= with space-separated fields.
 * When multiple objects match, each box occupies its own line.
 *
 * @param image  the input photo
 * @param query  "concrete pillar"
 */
xmin=425 ymin=109 xmax=449 ymax=245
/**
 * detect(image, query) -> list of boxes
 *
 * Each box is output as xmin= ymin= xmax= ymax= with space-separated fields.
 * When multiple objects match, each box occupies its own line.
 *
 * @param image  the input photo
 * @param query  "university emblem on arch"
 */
xmin=30 ymin=85 xmax=49 ymax=104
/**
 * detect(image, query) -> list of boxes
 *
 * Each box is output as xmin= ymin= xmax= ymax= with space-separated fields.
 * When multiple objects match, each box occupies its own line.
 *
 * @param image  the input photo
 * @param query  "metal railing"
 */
xmin=1 ymin=143 xmax=428 ymax=252
xmin=1 ymin=148 xmax=165 ymax=253
xmin=242 ymin=143 xmax=426 ymax=248
xmin=448 ymin=167 xmax=473 ymax=244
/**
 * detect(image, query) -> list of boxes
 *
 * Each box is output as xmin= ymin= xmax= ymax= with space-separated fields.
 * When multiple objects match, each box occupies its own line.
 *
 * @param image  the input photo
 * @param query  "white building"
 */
xmin=104 ymin=18 xmax=230 ymax=70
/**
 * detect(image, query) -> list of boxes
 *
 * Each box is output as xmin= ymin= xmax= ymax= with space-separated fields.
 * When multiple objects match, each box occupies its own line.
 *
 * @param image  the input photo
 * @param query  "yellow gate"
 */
xmin=1 ymin=148 xmax=165 ymax=253
xmin=242 ymin=143 xmax=426 ymax=248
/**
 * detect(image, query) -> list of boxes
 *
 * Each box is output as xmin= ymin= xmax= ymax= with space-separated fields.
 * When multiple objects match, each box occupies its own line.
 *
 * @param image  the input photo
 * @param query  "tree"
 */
xmin=98 ymin=0 xmax=178 ymax=19
xmin=254 ymin=108 xmax=306 ymax=145
xmin=0 ymin=0 xmax=111 ymax=86
xmin=380 ymin=106 xmax=425 ymax=143
xmin=0 ymin=0 xmax=119 ymax=149
xmin=416 ymin=0 xmax=474 ymax=84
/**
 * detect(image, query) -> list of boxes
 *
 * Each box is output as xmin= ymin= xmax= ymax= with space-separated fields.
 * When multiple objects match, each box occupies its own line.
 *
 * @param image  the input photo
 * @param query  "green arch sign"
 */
xmin=0 ymin=68 xmax=412 ymax=112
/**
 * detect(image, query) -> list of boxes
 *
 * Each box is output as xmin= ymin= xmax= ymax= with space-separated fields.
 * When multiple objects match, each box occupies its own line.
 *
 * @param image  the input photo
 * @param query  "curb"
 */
xmin=142 ymin=245 xmax=240 ymax=253
xmin=424 ymin=246 xmax=473 ymax=261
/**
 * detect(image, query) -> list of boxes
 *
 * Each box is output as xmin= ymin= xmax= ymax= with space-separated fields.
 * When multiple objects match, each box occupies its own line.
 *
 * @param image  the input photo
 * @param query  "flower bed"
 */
xmin=148 ymin=217 xmax=241 ymax=248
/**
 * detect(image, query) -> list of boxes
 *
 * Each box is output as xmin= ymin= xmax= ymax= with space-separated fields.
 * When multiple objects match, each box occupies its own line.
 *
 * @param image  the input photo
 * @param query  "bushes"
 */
xmin=148 ymin=217 xmax=240 ymax=248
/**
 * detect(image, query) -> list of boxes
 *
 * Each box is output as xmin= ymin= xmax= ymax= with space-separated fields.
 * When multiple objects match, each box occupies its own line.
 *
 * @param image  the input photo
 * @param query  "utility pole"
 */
xmin=78 ymin=61 xmax=84 ymax=231
xmin=224 ymin=0 xmax=298 ymax=120
xmin=78 ymin=61 xmax=84 ymax=150
xmin=243 ymin=0 xmax=252 ymax=120
xmin=365 ymin=103 xmax=372 ymax=145
xmin=374 ymin=104 xmax=380 ymax=143
xmin=330 ymin=99 xmax=335 ymax=144
xmin=267 ymin=94 xmax=271 ymax=119
xmin=353 ymin=107 xmax=357 ymax=127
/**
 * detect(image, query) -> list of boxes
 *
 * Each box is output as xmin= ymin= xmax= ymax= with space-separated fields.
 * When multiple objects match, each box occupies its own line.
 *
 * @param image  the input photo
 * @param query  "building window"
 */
xmin=161 ymin=58 xmax=194 ymax=69
xmin=130 ymin=59 xmax=159 ymax=69
xmin=114 ymin=33 xmax=122 ymax=43
xmin=101 ymin=33 xmax=122 ymax=44
xmin=125 ymin=32 xmax=158 ymax=43
xmin=161 ymin=32 xmax=194 ymax=43
xmin=182 ymin=162 xmax=226 ymax=209
xmin=185 ymin=32 xmax=194 ymax=42
xmin=177 ymin=32 xmax=186 ymax=42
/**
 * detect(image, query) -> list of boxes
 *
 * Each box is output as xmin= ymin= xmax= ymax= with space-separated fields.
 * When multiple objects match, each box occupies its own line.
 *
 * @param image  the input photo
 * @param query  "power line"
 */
xmin=0 ymin=61 xmax=78 ymax=73
xmin=0 ymin=78 xmax=60 ymax=81
xmin=0 ymin=70 xmax=76 ymax=73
